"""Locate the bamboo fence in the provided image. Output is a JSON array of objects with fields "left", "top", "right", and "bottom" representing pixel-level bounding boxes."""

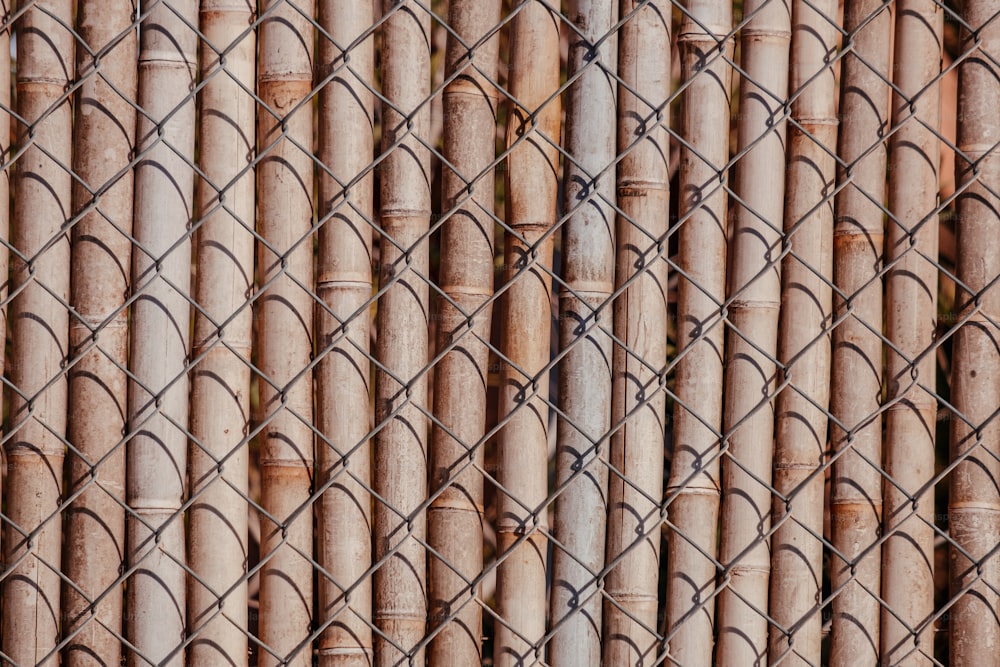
[{"left": 0, "top": 1, "right": 995, "bottom": 666}]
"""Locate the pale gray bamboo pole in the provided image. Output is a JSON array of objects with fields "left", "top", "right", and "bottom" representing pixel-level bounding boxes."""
[
  {"left": 665, "top": 0, "right": 732, "bottom": 662},
  {"left": 374, "top": 1, "right": 431, "bottom": 663},
  {"left": 494, "top": 3, "right": 561, "bottom": 664},
  {"left": 188, "top": 1, "right": 256, "bottom": 664},
  {"left": 0, "top": 0, "right": 9, "bottom": 602},
  {"left": 2, "top": 2, "right": 74, "bottom": 664},
  {"left": 315, "top": 0, "right": 375, "bottom": 664},
  {"left": 256, "top": 1, "right": 315, "bottom": 665},
  {"left": 768, "top": 0, "right": 837, "bottom": 662},
  {"left": 881, "top": 1, "right": 941, "bottom": 662},
  {"left": 428, "top": 1, "right": 500, "bottom": 664},
  {"left": 948, "top": 2, "right": 1000, "bottom": 664},
  {"left": 63, "top": 2, "right": 137, "bottom": 665},
  {"left": 716, "top": 0, "right": 790, "bottom": 663},
  {"left": 550, "top": 1, "right": 618, "bottom": 663},
  {"left": 602, "top": 2, "right": 669, "bottom": 664},
  {"left": 127, "top": 1, "right": 198, "bottom": 665},
  {"left": 828, "top": 1, "right": 891, "bottom": 664}
]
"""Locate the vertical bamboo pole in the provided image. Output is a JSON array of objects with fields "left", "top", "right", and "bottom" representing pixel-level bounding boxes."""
[
  {"left": 948, "top": 3, "right": 1000, "bottom": 664},
  {"left": 829, "top": 1, "right": 891, "bottom": 664},
  {"left": 188, "top": 2, "right": 255, "bottom": 664},
  {"left": 315, "top": 0, "right": 375, "bottom": 664},
  {"left": 602, "top": 2, "right": 669, "bottom": 665},
  {"left": 881, "top": 1, "right": 941, "bottom": 663},
  {"left": 716, "top": 0, "right": 790, "bottom": 663},
  {"left": 127, "top": 2, "right": 197, "bottom": 665},
  {"left": 63, "top": 3, "right": 137, "bottom": 665},
  {"left": 2, "top": 2, "right": 73, "bottom": 664},
  {"left": 550, "top": 1, "right": 618, "bottom": 663},
  {"left": 428, "top": 1, "right": 500, "bottom": 664},
  {"left": 768, "top": 0, "right": 837, "bottom": 663},
  {"left": 374, "top": 1, "right": 431, "bottom": 663},
  {"left": 494, "top": 3, "right": 561, "bottom": 664},
  {"left": 256, "top": 1, "right": 315, "bottom": 665},
  {"left": 665, "top": 0, "right": 732, "bottom": 662},
  {"left": 0, "top": 0, "right": 9, "bottom": 591}
]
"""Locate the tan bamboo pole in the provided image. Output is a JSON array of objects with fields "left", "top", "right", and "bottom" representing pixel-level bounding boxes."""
[
  {"left": 373, "top": 1, "right": 431, "bottom": 663},
  {"left": 315, "top": 0, "right": 375, "bottom": 664},
  {"left": 187, "top": 1, "right": 255, "bottom": 664},
  {"left": 0, "top": 0, "right": 9, "bottom": 590},
  {"left": 828, "top": 0, "right": 892, "bottom": 664},
  {"left": 768, "top": 0, "right": 837, "bottom": 662},
  {"left": 947, "top": 3, "right": 1000, "bottom": 664},
  {"left": 428, "top": 1, "right": 500, "bottom": 664},
  {"left": 716, "top": 0, "right": 790, "bottom": 663},
  {"left": 63, "top": 2, "right": 137, "bottom": 665},
  {"left": 602, "top": 2, "right": 669, "bottom": 664},
  {"left": 494, "top": 3, "right": 561, "bottom": 664},
  {"left": 664, "top": 0, "right": 732, "bottom": 662},
  {"left": 2, "top": 2, "right": 73, "bottom": 664},
  {"left": 550, "top": 1, "right": 618, "bottom": 663},
  {"left": 881, "top": 0, "right": 941, "bottom": 662},
  {"left": 256, "top": 1, "right": 315, "bottom": 665}
]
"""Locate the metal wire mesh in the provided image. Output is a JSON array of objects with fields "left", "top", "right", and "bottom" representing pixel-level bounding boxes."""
[{"left": 0, "top": 0, "right": 996, "bottom": 665}]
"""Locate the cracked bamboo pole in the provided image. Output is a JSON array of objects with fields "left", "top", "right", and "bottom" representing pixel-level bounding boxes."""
[
  {"left": 550, "top": 1, "right": 618, "bottom": 663},
  {"left": 2, "top": 2, "right": 73, "bottom": 665},
  {"left": 829, "top": 1, "right": 891, "bottom": 664},
  {"left": 428, "top": 1, "right": 500, "bottom": 664},
  {"left": 881, "top": 1, "right": 941, "bottom": 662},
  {"left": 127, "top": 1, "right": 197, "bottom": 665},
  {"left": 947, "top": 3, "right": 1000, "bottom": 665},
  {"left": 373, "top": 1, "right": 431, "bottom": 663},
  {"left": 716, "top": 0, "right": 790, "bottom": 663},
  {"left": 315, "top": 0, "right": 375, "bottom": 664},
  {"left": 602, "top": 2, "right": 669, "bottom": 664},
  {"left": 664, "top": 0, "right": 732, "bottom": 662},
  {"left": 256, "top": 1, "right": 315, "bottom": 665},
  {"left": 187, "top": 1, "right": 255, "bottom": 664},
  {"left": 768, "top": 0, "right": 837, "bottom": 662},
  {"left": 494, "top": 3, "right": 561, "bottom": 664},
  {"left": 63, "top": 2, "right": 136, "bottom": 665}
]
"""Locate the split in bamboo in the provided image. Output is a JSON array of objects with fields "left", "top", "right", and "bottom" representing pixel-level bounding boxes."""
[
  {"left": 373, "top": 1, "right": 432, "bottom": 663},
  {"left": 716, "top": 0, "right": 790, "bottom": 663},
  {"left": 494, "top": 3, "right": 562, "bottom": 665},
  {"left": 428, "top": 1, "right": 501, "bottom": 664},
  {"left": 315, "top": 0, "right": 376, "bottom": 664},
  {"left": 63, "top": 3, "right": 137, "bottom": 665},
  {"left": 127, "top": 2, "right": 198, "bottom": 665},
  {"left": 256, "top": 1, "right": 316, "bottom": 665},
  {"left": 188, "top": 1, "right": 256, "bottom": 664},
  {"left": 550, "top": 1, "right": 619, "bottom": 663},
  {"left": 665, "top": 0, "right": 732, "bottom": 662},
  {"left": 603, "top": 2, "right": 669, "bottom": 665},
  {"left": 3, "top": 2, "right": 74, "bottom": 665}
]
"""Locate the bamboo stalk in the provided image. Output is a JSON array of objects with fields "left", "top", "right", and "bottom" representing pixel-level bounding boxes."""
[
  {"left": 716, "top": 0, "right": 790, "bottom": 663},
  {"left": 187, "top": 1, "right": 255, "bottom": 664},
  {"left": 664, "top": 0, "right": 732, "bottom": 662},
  {"left": 63, "top": 3, "right": 137, "bottom": 665},
  {"left": 881, "top": 1, "right": 941, "bottom": 662},
  {"left": 256, "top": 1, "right": 315, "bottom": 665},
  {"left": 493, "top": 3, "right": 561, "bottom": 664},
  {"left": 373, "top": 1, "right": 431, "bottom": 663},
  {"left": 828, "top": 1, "right": 891, "bottom": 664},
  {"left": 947, "top": 3, "right": 1000, "bottom": 664},
  {"left": 602, "top": 2, "right": 669, "bottom": 664},
  {"left": 768, "top": 0, "right": 837, "bottom": 662},
  {"left": 315, "top": 0, "right": 375, "bottom": 664},
  {"left": 0, "top": 0, "right": 8, "bottom": 607},
  {"left": 550, "top": 1, "right": 618, "bottom": 663},
  {"left": 428, "top": 1, "right": 500, "bottom": 664},
  {"left": 2, "top": 2, "right": 74, "bottom": 665},
  {"left": 127, "top": 2, "right": 198, "bottom": 665}
]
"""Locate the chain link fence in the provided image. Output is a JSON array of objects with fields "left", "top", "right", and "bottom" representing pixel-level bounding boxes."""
[{"left": 0, "top": 0, "right": 997, "bottom": 665}]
